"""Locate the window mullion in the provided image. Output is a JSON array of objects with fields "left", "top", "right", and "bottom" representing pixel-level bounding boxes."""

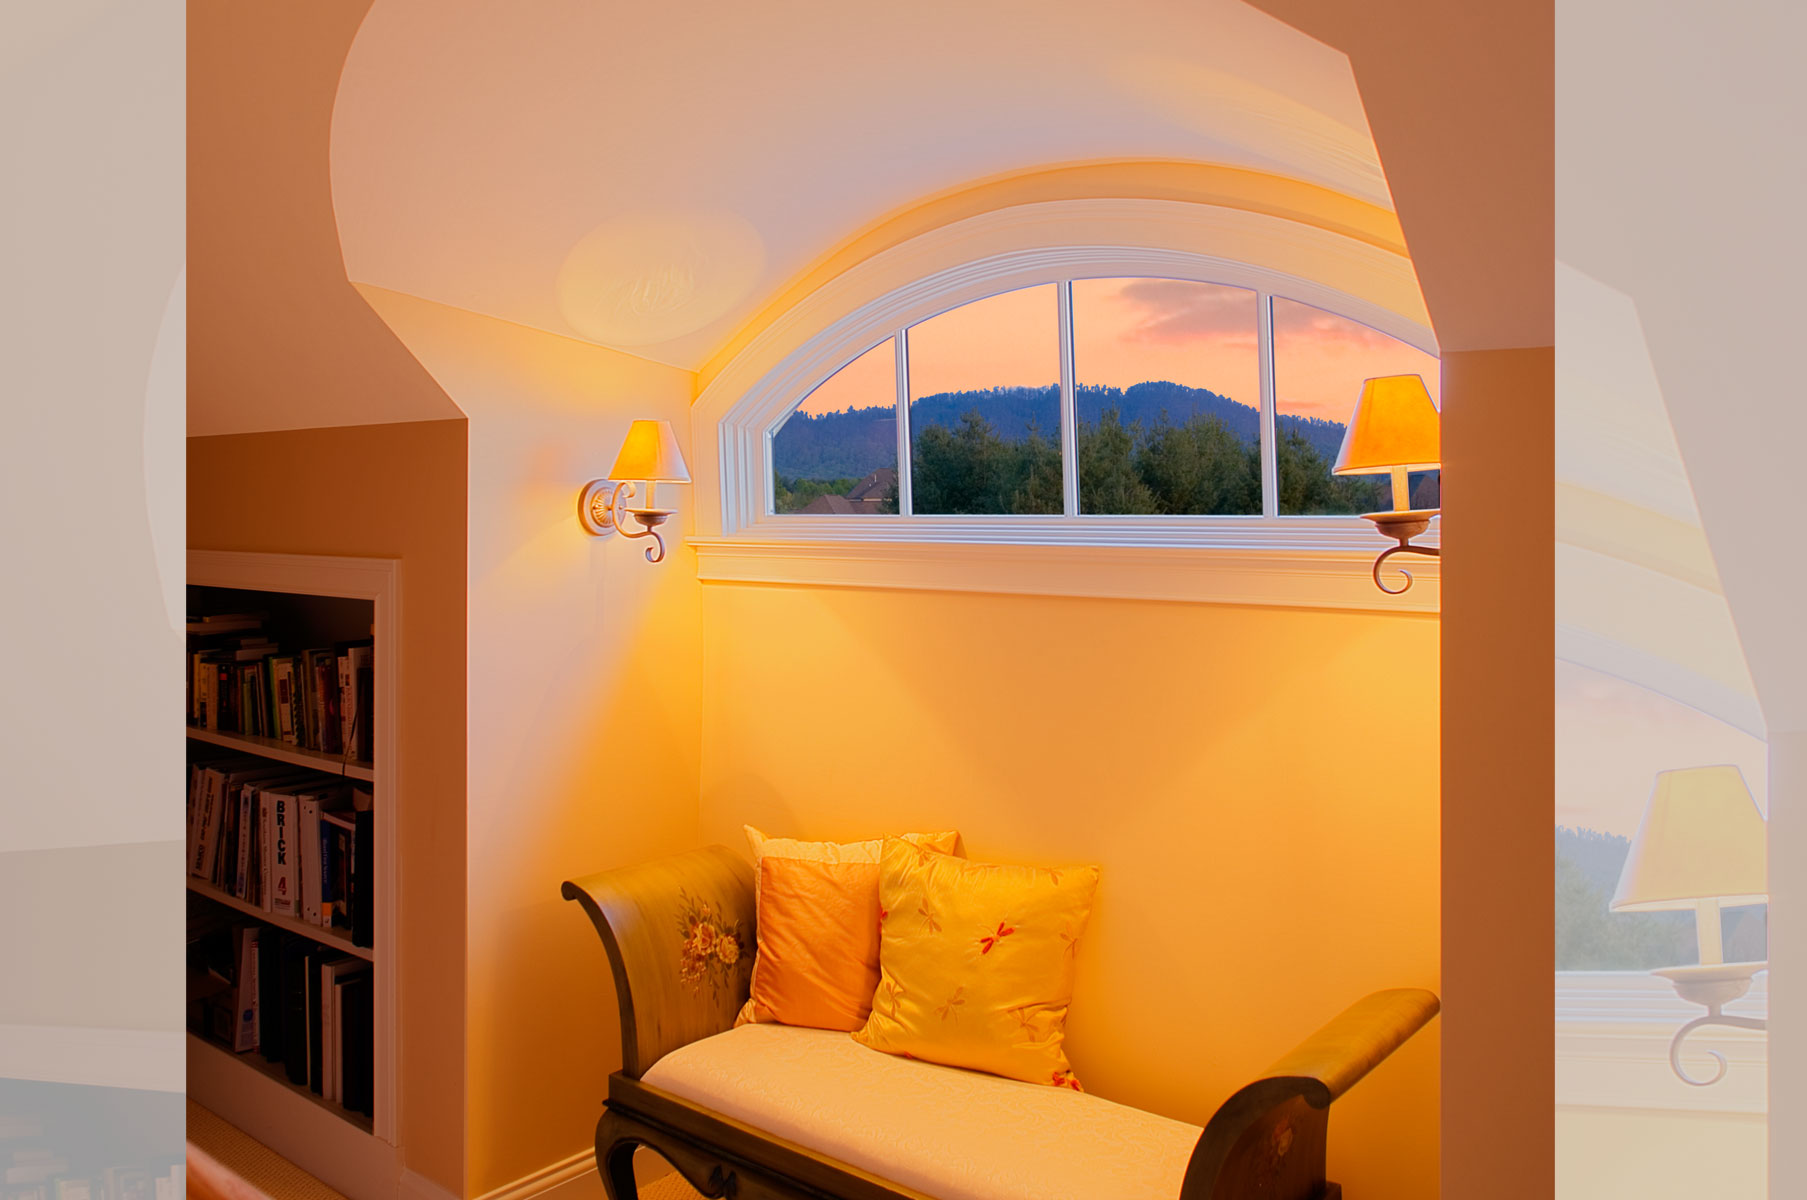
[
  {"left": 1258, "top": 292, "right": 1278, "bottom": 519},
  {"left": 894, "top": 328, "right": 913, "bottom": 517},
  {"left": 1058, "top": 281, "right": 1079, "bottom": 518}
]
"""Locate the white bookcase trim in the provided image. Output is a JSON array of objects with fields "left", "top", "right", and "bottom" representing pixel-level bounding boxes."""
[{"left": 187, "top": 550, "right": 400, "bottom": 1148}]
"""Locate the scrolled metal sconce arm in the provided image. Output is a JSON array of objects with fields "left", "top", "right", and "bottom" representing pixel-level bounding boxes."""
[
  {"left": 577, "top": 479, "right": 675, "bottom": 563},
  {"left": 1667, "top": 1009, "right": 1767, "bottom": 1087}
]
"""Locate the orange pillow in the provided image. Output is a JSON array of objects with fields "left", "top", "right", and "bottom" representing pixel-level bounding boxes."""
[{"left": 738, "top": 827, "right": 960, "bottom": 1031}]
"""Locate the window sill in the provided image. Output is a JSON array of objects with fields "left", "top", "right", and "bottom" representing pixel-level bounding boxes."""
[
  {"left": 1555, "top": 971, "right": 1767, "bottom": 1115},
  {"left": 691, "top": 532, "right": 1440, "bottom": 613}
]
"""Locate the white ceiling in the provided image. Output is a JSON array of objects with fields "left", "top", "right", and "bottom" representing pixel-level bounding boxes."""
[{"left": 329, "top": 0, "right": 1388, "bottom": 372}]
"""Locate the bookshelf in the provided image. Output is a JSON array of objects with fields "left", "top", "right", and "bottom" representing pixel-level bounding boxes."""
[{"left": 185, "top": 550, "right": 399, "bottom": 1199}]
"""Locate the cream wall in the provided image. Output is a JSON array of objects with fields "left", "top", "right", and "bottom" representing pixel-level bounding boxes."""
[
  {"left": 354, "top": 286, "right": 704, "bottom": 1197},
  {"left": 699, "top": 583, "right": 1440, "bottom": 1200}
]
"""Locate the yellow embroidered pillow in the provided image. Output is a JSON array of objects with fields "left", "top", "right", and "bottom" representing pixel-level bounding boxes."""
[
  {"left": 853, "top": 840, "right": 1099, "bottom": 1088},
  {"left": 737, "top": 826, "right": 961, "bottom": 1031}
]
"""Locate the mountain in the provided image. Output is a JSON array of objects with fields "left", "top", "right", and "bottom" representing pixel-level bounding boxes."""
[{"left": 773, "top": 381, "right": 1353, "bottom": 481}]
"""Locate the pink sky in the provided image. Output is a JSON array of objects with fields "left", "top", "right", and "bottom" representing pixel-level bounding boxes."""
[
  {"left": 792, "top": 280, "right": 1439, "bottom": 424},
  {"left": 1555, "top": 660, "right": 1767, "bottom": 839}
]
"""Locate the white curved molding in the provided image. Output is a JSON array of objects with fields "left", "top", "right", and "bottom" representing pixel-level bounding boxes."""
[
  {"left": 694, "top": 537, "right": 1439, "bottom": 614},
  {"left": 694, "top": 198, "right": 1436, "bottom": 554}
]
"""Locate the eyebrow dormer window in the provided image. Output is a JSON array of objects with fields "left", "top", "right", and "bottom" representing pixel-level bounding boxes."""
[{"left": 766, "top": 275, "right": 1436, "bottom": 525}]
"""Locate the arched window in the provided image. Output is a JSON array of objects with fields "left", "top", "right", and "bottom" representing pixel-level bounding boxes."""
[
  {"left": 768, "top": 279, "right": 1439, "bottom": 521},
  {"left": 692, "top": 202, "right": 1440, "bottom": 610}
]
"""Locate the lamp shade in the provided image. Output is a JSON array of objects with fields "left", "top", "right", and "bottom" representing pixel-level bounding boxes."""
[
  {"left": 1610, "top": 765, "right": 1768, "bottom": 912},
  {"left": 1332, "top": 375, "right": 1441, "bottom": 475},
  {"left": 607, "top": 419, "right": 691, "bottom": 483}
]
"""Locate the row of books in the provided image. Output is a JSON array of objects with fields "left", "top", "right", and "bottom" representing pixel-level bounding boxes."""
[
  {"left": 186, "top": 613, "right": 372, "bottom": 762},
  {"left": 0, "top": 1115, "right": 181, "bottom": 1200},
  {"left": 188, "top": 908, "right": 374, "bottom": 1117},
  {"left": 186, "top": 751, "right": 374, "bottom": 946}
]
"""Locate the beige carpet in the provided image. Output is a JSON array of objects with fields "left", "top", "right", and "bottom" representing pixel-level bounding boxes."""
[
  {"left": 187, "top": 1098, "right": 707, "bottom": 1200},
  {"left": 186, "top": 1100, "right": 348, "bottom": 1200},
  {"left": 636, "top": 1168, "right": 703, "bottom": 1199}
]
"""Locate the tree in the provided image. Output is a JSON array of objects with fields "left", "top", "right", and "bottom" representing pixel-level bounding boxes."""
[
  {"left": 1136, "top": 413, "right": 1259, "bottom": 514},
  {"left": 1077, "top": 407, "right": 1157, "bottom": 514}
]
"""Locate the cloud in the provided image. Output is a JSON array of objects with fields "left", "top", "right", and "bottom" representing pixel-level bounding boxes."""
[
  {"left": 1271, "top": 299, "right": 1395, "bottom": 351},
  {"left": 1109, "top": 279, "right": 1255, "bottom": 345}
]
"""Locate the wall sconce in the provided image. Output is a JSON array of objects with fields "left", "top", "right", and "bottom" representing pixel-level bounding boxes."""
[
  {"left": 1332, "top": 375, "right": 1442, "bottom": 594},
  {"left": 1611, "top": 764, "right": 1768, "bottom": 1085},
  {"left": 577, "top": 419, "right": 692, "bottom": 563}
]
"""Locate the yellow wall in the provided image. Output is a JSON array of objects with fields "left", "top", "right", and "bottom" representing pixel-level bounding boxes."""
[
  {"left": 352, "top": 286, "right": 705, "bottom": 1197},
  {"left": 699, "top": 582, "right": 1441, "bottom": 1200}
]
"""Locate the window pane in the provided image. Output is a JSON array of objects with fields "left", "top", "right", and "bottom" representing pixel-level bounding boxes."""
[
  {"left": 909, "top": 285, "right": 1061, "bottom": 515},
  {"left": 771, "top": 338, "right": 899, "bottom": 515},
  {"left": 1071, "top": 278, "right": 1260, "bottom": 515},
  {"left": 1272, "top": 296, "right": 1441, "bottom": 515}
]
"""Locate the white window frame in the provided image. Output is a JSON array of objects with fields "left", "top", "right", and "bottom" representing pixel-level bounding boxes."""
[
  {"left": 691, "top": 199, "right": 1442, "bottom": 612},
  {"left": 1556, "top": 970, "right": 1768, "bottom": 1115}
]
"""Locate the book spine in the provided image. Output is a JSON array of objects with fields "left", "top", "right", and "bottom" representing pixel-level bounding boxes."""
[
  {"left": 351, "top": 644, "right": 373, "bottom": 761},
  {"left": 270, "top": 794, "right": 296, "bottom": 918},
  {"left": 316, "top": 655, "right": 342, "bottom": 756},
  {"left": 273, "top": 659, "right": 295, "bottom": 744},
  {"left": 191, "top": 771, "right": 220, "bottom": 880},
  {"left": 258, "top": 792, "right": 273, "bottom": 912},
  {"left": 298, "top": 652, "right": 317, "bottom": 751},
  {"left": 352, "top": 808, "right": 374, "bottom": 948},
  {"left": 234, "top": 927, "right": 260, "bottom": 1053},
  {"left": 337, "top": 654, "right": 353, "bottom": 756},
  {"left": 319, "top": 821, "right": 334, "bottom": 925},
  {"left": 299, "top": 799, "right": 321, "bottom": 925},
  {"left": 235, "top": 785, "right": 253, "bottom": 898},
  {"left": 282, "top": 947, "right": 310, "bottom": 1086},
  {"left": 321, "top": 964, "right": 336, "bottom": 1102},
  {"left": 257, "top": 930, "right": 283, "bottom": 1064}
]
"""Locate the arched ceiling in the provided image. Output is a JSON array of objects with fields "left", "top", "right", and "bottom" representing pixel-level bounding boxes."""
[
  {"left": 1555, "top": 261, "right": 1762, "bottom": 739},
  {"left": 329, "top": 0, "right": 1392, "bottom": 372}
]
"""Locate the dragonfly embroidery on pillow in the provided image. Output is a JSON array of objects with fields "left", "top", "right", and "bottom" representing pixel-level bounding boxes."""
[{"left": 978, "top": 921, "right": 1016, "bottom": 955}]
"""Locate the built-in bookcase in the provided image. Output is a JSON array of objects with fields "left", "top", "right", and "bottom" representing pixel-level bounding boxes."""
[{"left": 185, "top": 551, "right": 399, "bottom": 1198}]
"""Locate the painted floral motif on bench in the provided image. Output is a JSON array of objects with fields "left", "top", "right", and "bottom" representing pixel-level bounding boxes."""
[{"left": 676, "top": 888, "right": 744, "bottom": 995}]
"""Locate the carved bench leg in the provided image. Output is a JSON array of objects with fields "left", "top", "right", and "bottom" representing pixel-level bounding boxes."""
[
  {"left": 597, "top": 1106, "right": 778, "bottom": 1200},
  {"left": 599, "top": 1133, "right": 640, "bottom": 1200}
]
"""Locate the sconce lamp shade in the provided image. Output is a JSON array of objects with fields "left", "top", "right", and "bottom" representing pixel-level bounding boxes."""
[
  {"left": 1332, "top": 375, "right": 1441, "bottom": 475},
  {"left": 607, "top": 419, "right": 691, "bottom": 483},
  {"left": 1611, "top": 765, "right": 1768, "bottom": 912}
]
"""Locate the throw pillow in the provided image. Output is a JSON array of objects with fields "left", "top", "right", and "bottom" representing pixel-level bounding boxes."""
[
  {"left": 738, "top": 826, "right": 961, "bottom": 1031},
  {"left": 853, "top": 839, "right": 1099, "bottom": 1088}
]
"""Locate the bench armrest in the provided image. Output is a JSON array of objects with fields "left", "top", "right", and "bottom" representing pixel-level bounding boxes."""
[
  {"left": 562, "top": 845, "right": 756, "bottom": 1078},
  {"left": 1183, "top": 988, "right": 1439, "bottom": 1199}
]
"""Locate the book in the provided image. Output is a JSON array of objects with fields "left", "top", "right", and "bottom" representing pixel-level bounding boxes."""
[
  {"left": 298, "top": 787, "right": 353, "bottom": 925},
  {"left": 313, "top": 651, "right": 342, "bottom": 756},
  {"left": 321, "top": 812, "right": 356, "bottom": 930},
  {"left": 339, "top": 972, "right": 374, "bottom": 1116},
  {"left": 350, "top": 643, "right": 373, "bottom": 760},
  {"left": 273, "top": 657, "right": 297, "bottom": 744},
  {"left": 259, "top": 782, "right": 309, "bottom": 918},
  {"left": 319, "top": 957, "right": 369, "bottom": 1103},
  {"left": 352, "top": 807, "right": 374, "bottom": 948},
  {"left": 279, "top": 939, "right": 313, "bottom": 1086},
  {"left": 257, "top": 930, "right": 285, "bottom": 1065},
  {"left": 188, "top": 758, "right": 272, "bottom": 880},
  {"left": 232, "top": 925, "right": 260, "bottom": 1053}
]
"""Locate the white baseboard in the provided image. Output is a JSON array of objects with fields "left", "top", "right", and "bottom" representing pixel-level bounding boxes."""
[{"left": 403, "top": 1145, "right": 673, "bottom": 1200}]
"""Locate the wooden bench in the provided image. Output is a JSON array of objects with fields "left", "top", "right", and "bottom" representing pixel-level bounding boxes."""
[{"left": 564, "top": 845, "right": 1438, "bottom": 1200}]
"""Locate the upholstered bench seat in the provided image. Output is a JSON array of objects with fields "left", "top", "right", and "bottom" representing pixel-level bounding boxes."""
[{"left": 643, "top": 1023, "right": 1201, "bottom": 1200}]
